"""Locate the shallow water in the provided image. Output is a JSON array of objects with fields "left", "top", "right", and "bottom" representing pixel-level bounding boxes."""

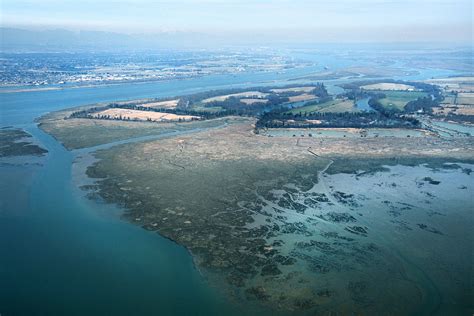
[
  {"left": 0, "top": 77, "right": 279, "bottom": 315},
  {"left": 1, "top": 125, "right": 258, "bottom": 315},
  {"left": 321, "top": 164, "right": 473, "bottom": 315},
  {"left": 246, "top": 163, "right": 473, "bottom": 315}
]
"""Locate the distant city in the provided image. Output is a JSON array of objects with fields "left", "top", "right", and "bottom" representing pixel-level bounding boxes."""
[{"left": 0, "top": 50, "right": 312, "bottom": 87}]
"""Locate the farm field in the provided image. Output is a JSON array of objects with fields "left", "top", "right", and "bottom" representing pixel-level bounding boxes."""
[
  {"left": 361, "top": 82, "right": 416, "bottom": 91},
  {"left": 456, "top": 92, "right": 474, "bottom": 105},
  {"left": 240, "top": 98, "right": 268, "bottom": 105},
  {"left": 374, "top": 90, "right": 427, "bottom": 111},
  {"left": 433, "top": 105, "right": 474, "bottom": 116},
  {"left": 91, "top": 108, "right": 200, "bottom": 122},
  {"left": 441, "top": 95, "right": 456, "bottom": 105},
  {"left": 425, "top": 76, "right": 474, "bottom": 92},
  {"left": 202, "top": 91, "right": 268, "bottom": 103},
  {"left": 317, "top": 100, "right": 359, "bottom": 113},
  {"left": 288, "top": 99, "right": 357, "bottom": 114},
  {"left": 139, "top": 99, "right": 180, "bottom": 109},
  {"left": 288, "top": 93, "right": 317, "bottom": 102}
]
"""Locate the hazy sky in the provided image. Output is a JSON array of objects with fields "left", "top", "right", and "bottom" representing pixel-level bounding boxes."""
[{"left": 2, "top": 0, "right": 472, "bottom": 42}]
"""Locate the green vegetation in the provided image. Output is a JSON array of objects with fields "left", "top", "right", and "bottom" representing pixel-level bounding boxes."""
[
  {"left": 404, "top": 96, "right": 440, "bottom": 113},
  {"left": 374, "top": 90, "right": 427, "bottom": 111},
  {"left": 175, "top": 83, "right": 328, "bottom": 116},
  {"left": 257, "top": 110, "right": 420, "bottom": 129},
  {"left": 340, "top": 80, "right": 445, "bottom": 115},
  {"left": 257, "top": 83, "right": 431, "bottom": 130},
  {"left": 191, "top": 105, "right": 223, "bottom": 113},
  {"left": 287, "top": 98, "right": 357, "bottom": 114},
  {"left": 68, "top": 83, "right": 329, "bottom": 120},
  {"left": 318, "top": 100, "right": 359, "bottom": 113}
]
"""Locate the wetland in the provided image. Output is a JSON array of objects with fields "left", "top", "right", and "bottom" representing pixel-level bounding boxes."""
[{"left": 67, "top": 119, "right": 473, "bottom": 314}]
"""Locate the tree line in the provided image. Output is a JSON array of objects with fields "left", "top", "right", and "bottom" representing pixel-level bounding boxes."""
[{"left": 256, "top": 111, "right": 420, "bottom": 129}]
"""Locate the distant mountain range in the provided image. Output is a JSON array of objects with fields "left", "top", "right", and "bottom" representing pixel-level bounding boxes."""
[
  {"left": 0, "top": 27, "right": 221, "bottom": 51},
  {"left": 2, "top": 27, "right": 470, "bottom": 53}
]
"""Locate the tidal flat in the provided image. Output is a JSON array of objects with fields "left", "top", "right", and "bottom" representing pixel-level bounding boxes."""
[
  {"left": 79, "top": 120, "right": 474, "bottom": 314},
  {"left": 0, "top": 128, "right": 48, "bottom": 157}
]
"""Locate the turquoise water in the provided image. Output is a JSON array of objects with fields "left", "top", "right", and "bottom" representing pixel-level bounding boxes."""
[
  {"left": 1, "top": 76, "right": 283, "bottom": 315},
  {"left": 0, "top": 124, "right": 254, "bottom": 316}
]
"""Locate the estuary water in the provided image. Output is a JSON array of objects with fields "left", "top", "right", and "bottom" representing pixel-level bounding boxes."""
[
  {"left": 1, "top": 75, "right": 285, "bottom": 315},
  {"left": 0, "top": 126, "right": 246, "bottom": 315}
]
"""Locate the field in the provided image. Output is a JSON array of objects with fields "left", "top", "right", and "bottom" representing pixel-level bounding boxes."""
[
  {"left": 456, "top": 106, "right": 474, "bottom": 115},
  {"left": 456, "top": 92, "right": 474, "bottom": 105},
  {"left": 317, "top": 100, "right": 359, "bottom": 113},
  {"left": 288, "top": 93, "right": 317, "bottom": 102},
  {"left": 202, "top": 91, "right": 268, "bottom": 103},
  {"left": 433, "top": 105, "right": 474, "bottom": 116},
  {"left": 288, "top": 99, "right": 358, "bottom": 114},
  {"left": 361, "top": 83, "right": 416, "bottom": 91},
  {"left": 441, "top": 95, "right": 456, "bottom": 105},
  {"left": 191, "top": 105, "right": 224, "bottom": 113},
  {"left": 425, "top": 76, "right": 474, "bottom": 93},
  {"left": 91, "top": 108, "right": 200, "bottom": 122},
  {"left": 139, "top": 99, "right": 179, "bottom": 109},
  {"left": 374, "top": 90, "right": 427, "bottom": 110},
  {"left": 240, "top": 98, "right": 268, "bottom": 105}
]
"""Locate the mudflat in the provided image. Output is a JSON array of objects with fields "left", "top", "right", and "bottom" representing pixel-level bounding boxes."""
[
  {"left": 0, "top": 128, "right": 48, "bottom": 157},
  {"left": 79, "top": 120, "right": 473, "bottom": 313}
]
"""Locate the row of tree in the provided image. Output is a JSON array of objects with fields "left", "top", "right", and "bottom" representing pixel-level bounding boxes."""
[
  {"left": 256, "top": 111, "right": 421, "bottom": 129},
  {"left": 69, "top": 104, "right": 235, "bottom": 121}
]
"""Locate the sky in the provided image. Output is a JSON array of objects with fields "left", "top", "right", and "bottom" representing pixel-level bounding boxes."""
[{"left": 2, "top": 0, "right": 473, "bottom": 43}]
